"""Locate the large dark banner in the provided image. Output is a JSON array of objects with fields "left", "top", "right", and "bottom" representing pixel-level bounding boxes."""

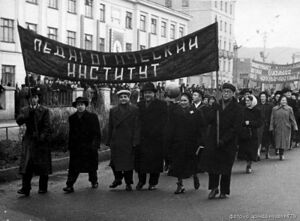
[
  {"left": 250, "top": 60, "right": 300, "bottom": 83},
  {"left": 18, "top": 23, "right": 219, "bottom": 83}
]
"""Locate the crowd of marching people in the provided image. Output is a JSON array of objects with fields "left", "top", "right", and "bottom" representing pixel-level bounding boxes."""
[{"left": 15, "top": 81, "right": 300, "bottom": 200}]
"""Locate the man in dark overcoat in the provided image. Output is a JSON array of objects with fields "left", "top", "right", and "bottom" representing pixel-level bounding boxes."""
[
  {"left": 107, "top": 90, "right": 140, "bottom": 191},
  {"left": 200, "top": 83, "right": 242, "bottom": 199},
  {"left": 135, "top": 82, "right": 168, "bottom": 190},
  {"left": 16, "top": 87, "right": 51, "bottom": 196},
  {"left": 63, "top": 97, "right": 101, "bottom": 193}
]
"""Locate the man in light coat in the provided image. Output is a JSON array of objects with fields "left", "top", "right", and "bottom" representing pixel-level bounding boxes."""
[{"left": 107, "top": 90, "right": 140, "bottom": 191}]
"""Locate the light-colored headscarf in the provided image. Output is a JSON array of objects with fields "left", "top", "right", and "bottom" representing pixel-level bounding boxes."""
[{"left": 247, "top": 95, "right": 257, "bottom": 109}]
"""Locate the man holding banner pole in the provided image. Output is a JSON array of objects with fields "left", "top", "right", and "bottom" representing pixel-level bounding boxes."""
[{"left": 200, "top": 83, "right": 242, "bottom": 199}]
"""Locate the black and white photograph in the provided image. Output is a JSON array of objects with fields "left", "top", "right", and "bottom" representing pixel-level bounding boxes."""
[{"left": 0, "top": 0, "right": 299, "bottom": 220}]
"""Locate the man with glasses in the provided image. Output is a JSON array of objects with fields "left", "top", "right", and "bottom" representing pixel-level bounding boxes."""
[{"left": 200, "top": 83, "right": 242, "bottom": 199}]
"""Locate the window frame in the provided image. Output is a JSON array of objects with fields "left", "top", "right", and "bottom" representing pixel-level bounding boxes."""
[
  {"left": 85, "top": 0, "right": 93, "bottom": 18},
  {"left": 26, "top": 22, "right": 37, "bottom": 33},
  {"left": 125, "top": 11, "right": 132, "bottom": 29},
  {"left": 126, "top": 43, "right": 132, "bottom": 52},
  {"left": 151, "top": 18, "right": 157, "bottom": 35},
  {"left": 99, "top": 37, "right": 105, "bottom": 52},
  {"left": 48, "top": 0, "right": 58, "bottom": 9},
  {"left": 85, "top": 34, "right": 93, "bottom": 50},
  {"left": 48, "top": 27, "right": 58, "bottom": 41},
  {"left": 179, "top": 26, "right": 184, "bottom": 37},
  {"left": 68, "top": 0, "right": 76, "bottom": 14},
  {"left": 67, "top": 30, "right": 76, "bottom": 46},
  {"left": 100, "top": 3, "right": 105, "bottom": 22},
  {"left": 0, "top": 18, "right": 15, "bottom": 43},
  {"left": 140, "top": 14, "right": 146, "bottom": 32},
  {"left": 1, "top": 65, "right": 15, "bottom": 86},
  {"left": 161, "top": 21, "right": 167, "bottom": 37},
  {"left": 170, "top": 23, "right": 175, "bottom": 40},
  {"left": 26, "top": 0, "right": 38, "bottom": 5}
]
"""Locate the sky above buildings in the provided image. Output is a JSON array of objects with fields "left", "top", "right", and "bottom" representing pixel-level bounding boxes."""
[{"left": 235, "top": 0, "right": 300, "bottom": 49}]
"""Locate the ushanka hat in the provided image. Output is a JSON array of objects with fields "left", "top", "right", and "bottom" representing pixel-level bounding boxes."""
[
  {"left": 72, "top": 97, "right": 89, "bottom": 107},
  {"left": 141, "top": 82, "right": 157, "bottom": 93},
  {"left": 222, "top": 83, "right": 236, "bottom": 92},
  {"left": 116, "top": 89, "right": 131, "bottom": 96}
]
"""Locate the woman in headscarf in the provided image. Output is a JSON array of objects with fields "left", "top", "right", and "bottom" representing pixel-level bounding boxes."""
[
  {"left": 166, "top": 93, "right": 206, "bottom": 194},
  {"left": 270, "top": 95, "right": 298, "bottom": 160},
  {"left": 238, "top": 95, "right": 262, "bottom": 173}
]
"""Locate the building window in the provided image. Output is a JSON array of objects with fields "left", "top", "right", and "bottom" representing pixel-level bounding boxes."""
[
  {"left": 1, "top": 65, "right": 15, "bottom": 86},
  {"left": 125, "top": 12, "right": 132, "bottom": 29},
  {"left": 220, "top": 1, "right": 223, "bottom": 10},
  {"left": 85, "top": 0, "right": 93, "bottom": 18},
  {"left": 230, "top": 4, "right": 232, "bottom": 15},
  {"left": 0, "top": 18, "right": 14, "bottom": 43},
  {"left": 215, "top": 1, "right": 217, "bottom": 8},
  {"left": 85, "top": 34, "right": 93, "bottom": 50},
  {"left": 223, "top": 59, "right": 226, "bottom": 72},
  {"left": 48, "top": 0, "right": 58, "bottom": 9},
  {"left": 67, "top": 31, "right": 76, "bottom": 46},
  {"left": 161, "top": 21, "right": 167, "bottom": 37},
  {"left": 170, "top": 24, "right": 175, "bottom": 39},
  {"left": 220, "top": 20, "right": 222, "bottom": 31},
  {"left": 229, "top": 24, "right": 232, "bottom": 35},
  {"left": 140, "top": 15, "right": 146, "bottom": 32},
  {"left": 151, "top": 18, "right": 157, "bottom": 35},
  {"left": 228, "top": 60, "right": 231, "bottom": 72},
  {"left": 229, "top": 41, "right": 231, "bottom": 52},
  {"left": 224, "top": 40, "right": 226, "bottom": 50},
  {"left": 179, "top": 26, "right": 184, "bottom": 37},
  {"left": 26, "top": 0, "right": 38, "bottom": 4},
  {"left": 26, "top": 22, "right": 37, "bottom": 33},
  {"left": 225, "top": 2, "right": 227, "bottom": 13},
  {"left": 99, "top": 37, "right": 105, "bottom": 52},
  {"left": 100, "top": 4, "right": 105, "bottom": 22},
  {"left": 48, "top": 27, "right": 57, "bottom": 40},
  {"left": 68, "top": 0, "right": 76, "bottom": 13},
  {"left": 126, "top": 43, "right": 132, "bottom": 52},
  {"left": 140, "top": 45, "right": 146, "bottom": 50},
  {"left": 224, "top": 22, "right": 227, "bottom": 33},
  {"left": 182, "top": 0, "right": 189, "bottom": 7},
  {"left": 165, "top": 0, "right": 172, "bottom": 8}
]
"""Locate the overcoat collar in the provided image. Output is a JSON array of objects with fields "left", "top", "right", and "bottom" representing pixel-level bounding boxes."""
[{"left": 112, "top": 104, "right": 135, "bottom": 126}]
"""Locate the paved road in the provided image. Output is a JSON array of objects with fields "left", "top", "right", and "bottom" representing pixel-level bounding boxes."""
[{"left": 1, "top": 148, "right": 300, "bottom": 221}]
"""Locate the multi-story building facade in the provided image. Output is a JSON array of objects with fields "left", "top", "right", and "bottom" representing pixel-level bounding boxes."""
[
  {"left": 0, "top": 0, "right": 190, "bottom": 86},
  {"left": 149, "top": 0, "right": 236, "bottom": 87}
]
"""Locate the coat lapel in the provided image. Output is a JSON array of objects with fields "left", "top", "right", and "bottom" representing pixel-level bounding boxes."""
[{"left": 113, "top": 105, "right": 134, "bottom": 127}]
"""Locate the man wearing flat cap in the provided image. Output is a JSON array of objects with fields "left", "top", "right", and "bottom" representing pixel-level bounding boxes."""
[
  {"left": 200, "top": 83, "right": 242, "bottom": 199},
  {"left": 16, "top": 87, "right": 51, "bottom": 196},
  {"left": 63, "top": 96, "right": 101, "bottom": 193},
  {"left": 107, "top": 90, "right": 140, "bottom": 191},
  {"left": 135, "top": 82, "right": 168, "bottom": 190}
]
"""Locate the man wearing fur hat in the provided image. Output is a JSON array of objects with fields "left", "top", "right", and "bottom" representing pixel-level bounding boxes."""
[
  {"left": 16, "top": 87, "right": 51, "bottom": 196},
  {"left": 107, "top": 90, "right": 140, "bottom": 191},
  {"left": 135, "top": 82, "right": 168, "bottom": 190},
  {"left": 200, "top": 83, "right": 242, "bottom": 199},
  {"left": 63, "top": 97, "right": 101, "bottom": 193}
]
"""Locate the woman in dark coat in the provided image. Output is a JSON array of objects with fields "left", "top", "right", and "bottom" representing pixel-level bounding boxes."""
[
  {"left": 237, "top": 95, "right": 262, "bottom": 173},
  {"left": 16, "top": 88, "right": 51, "bottom": 196},
  {"left": 63, "top": 97, "right": 101, "bottom": 193},
  {"left": 135, "top": 82, "right": 168, "bottom": 190},
  {"left": 166, "top": 93, "right": 205, "bottom": 194},
  {"left": 199, "top": 83, "right": 242, "bottom": 199},
  {"left": 256, "top": 92, "right": 273, "bottom": 159},
  {"left": 107, "top": 90, "right": 140, "bottom": 191}
]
